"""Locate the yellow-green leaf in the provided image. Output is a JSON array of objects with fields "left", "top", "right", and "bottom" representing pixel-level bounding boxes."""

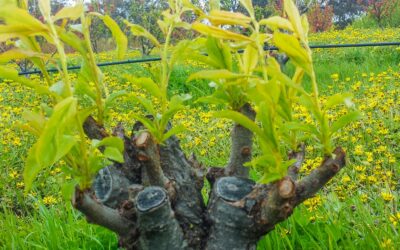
[
  {"left": 0, "top": 67, "right": 52, "bottom": 95},
  {"left": 259, "top": 16, "right": 294, "bottom": 32},
  {"left": 188, "top": 69, "right": 247, "bottom": 82},
  {"left": 273, "top": 32, "right": 311, "bottom": 74},
  {"left": 239, "top": 0, "right": 254, "bottom": 17},
  {"left": 331, "top": 111, "right": 362, "bottom": 134},
  {"left": 38, "top": 0, "right": 51, "bottom": 18},
  {"left": 284, "top": 0, "right": 304, "bottom": 41},
  {"left": 301, "top": 14, "right": 309, "bottom": 40},
  {"left": 214, "top": 110, "right": 266, "bottom": 141},
  {"left": 242, "top": 44, "right": 258, "bottom": 74},
  {"left": 92, "top": 137, "right": 124, "bottom": 152},
  {"left": 104, "top": 147, "right": 124, "bottom": 163},
  {"left": 124, "top": 20, "right": 160, "bottom": 47},
  {"left": 0, "top": 7, "right": 48, "bottom": 33},
  {"left": 192, "top": 22, "right": 253, "bottom": 42},
  {"left": 54, "top": 4, "right": 84, "bottom": 21},
  {"left": 0, "top": 49, "right": 45, "bottom": 64},
  {"left": 24, "top": 97, "right": 78, "bottom": 192},
  {"left": 99, "top": 15, "right": 128, "bottom": 59},
  {"left": 124, "top": 75, "right": 162, "bottom": 99},
  {"left": 324, "top": 93, "right": 353, "bottom": 110},
  {"left": 208, "top": 10, "right": 251, "bottom": 27}
]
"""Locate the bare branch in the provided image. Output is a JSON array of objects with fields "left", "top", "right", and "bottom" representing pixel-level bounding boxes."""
[
  {"left": 295, "top": 147, "right": 346, "bottom": 204},
  {"left": 287, "top": 144, "right": 306, "bottom": 180},
  {"left": 83, "top": 116, "right": 108, "bottom": 140},
  {"left": 73, "top": 188, "right": 135, "bottom": 236},
  {"left": 244, "top": 147, "right": 346, "bottom": 234},
  {"left": 134, "top": 131, "right": 167, "bottom": 187}
]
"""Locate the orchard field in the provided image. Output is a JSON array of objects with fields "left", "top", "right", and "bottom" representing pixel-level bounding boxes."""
[{"left": 0, "top": 26, "right": 399, "bottom": 249}]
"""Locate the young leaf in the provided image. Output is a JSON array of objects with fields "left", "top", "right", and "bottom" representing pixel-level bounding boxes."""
[
  {"left": 88, "top": 155, "right": 106, "bottom": 175},
  {"left": 97, "top": 15, "right": 128, "bottom": 60},
  {"left": 0, "top": 49, "right": 45, "bottom": 64},
  {"left": 24, "top": 144, "right": 41, "bottom": 192},
  {"left": 162, "top": 125, "right": 186, "bottom": 142},
  {"left": 285, "top": 121, "right": 320, "bottom": 136},
  {"left": 188, "top": 69, "right": 246, "bottom": 82},
  {"left": 59, "top": 30, "right": 87, "bottom": 55},
  {"left": 54, "top": 4, "right": 84, "bottom": 21},
  {"left": 124, "top": 75, "right": 162, "bottom": 98},
  {"left": 104, "top": 147, "right": 124, "bottom": 163},
  {"left": 93, "top": 137, "right": 124, "bottom": 152},
  {"left": 104, "top": 90, "right": 129, "bottom": 112},
  {"left": 75, "top": 78, "right": 97, "bottom": 102},
  {"left": 23, "top": 98, "right": 78, "bottom": 193},
  {"left": 208, "top": 10, "right": 251, "bottom": 27},
  {"left": 124, "top": 20, "right": 161, "bottom": 47},
  {"left": 38, "top": 0, "right": 51, "bottom": 18},
  {"left": 22, "top": 110, "right": 46, "bottom": 135},
  {"left": 131, "top": 114, "right": 159, "bottom": 138},
  {"left": 205, "top": 37, "right": 232, "bottom": 70},
  {"left": 239, "top": 0, "right": 255, "bottom": 17},
  {"left": 242, "top": 44, "right": 258, "bottom": 74},
  {"left": 169, "top": 40, "right": 192, "bottom": 68},
  {"left": 259, "top": 16, "right": 294, "bottom": 32},
  {"left": 284, "top": 0, "right": 305, "bottom": 42},
  {"left": 324, "top": 93, "right": 353, "bottom": 110},
  {"left": 0, "top": 67, "right": 53, "bottom": 96},
  {"left": 61, "top": 179, "right": 78, "bottom": 202},
  {"left": 213, "top": 110, "right": 266, "bottom": 141},
  {"left": 192, "top": 22, "right": 253, "bottom": 42},
  {"left": 273, "top": 32, "right": 311, "bottom": 74},
  {"left": 331, "top": 111, "right": 362, "bottom": 134},
  {"left": 0, "top": 7, "right": 48, "bottom": 34},
  {"left": 35, "top": 97, "right": 77, "bottom": 167},
  {"left": 131, "top": 95, "right": 157, "bottom": 116}
]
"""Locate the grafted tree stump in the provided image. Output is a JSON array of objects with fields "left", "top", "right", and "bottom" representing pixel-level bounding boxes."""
[{"left": 73, "top": 112, "right": 347, "bottom": 250}]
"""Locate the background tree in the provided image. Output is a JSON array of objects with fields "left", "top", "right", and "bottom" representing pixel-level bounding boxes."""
[
  {"left": 359, "top": 0, "right": 400, "bottom": 27},
  {"left": 307, "top": 1, "right": 334, "bottom": 32},
  {"left": 328, "top": 0, "right": 366, "bottom": 29}
]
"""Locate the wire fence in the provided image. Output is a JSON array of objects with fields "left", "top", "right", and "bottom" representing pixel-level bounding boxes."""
[{"left": 17, "top": 41, "right": 400, "bottom": 76}]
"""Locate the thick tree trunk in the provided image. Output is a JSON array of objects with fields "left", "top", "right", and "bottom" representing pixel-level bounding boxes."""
[{"left": 75, "top": 116, "right": 347, "bottom": 250}]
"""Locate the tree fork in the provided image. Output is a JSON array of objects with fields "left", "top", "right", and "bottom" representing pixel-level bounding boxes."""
[{"left": 80, "top": 117, "right": 347, "bottom": 250}]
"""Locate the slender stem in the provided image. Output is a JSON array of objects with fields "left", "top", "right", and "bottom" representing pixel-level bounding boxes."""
[
  {"left": 48, "top": 19, "right": 72, "bottom": 97},
  {"left": 81, "top": 13, "right": 105, "bottom": 125},
  {"left": 309, "top": 63, "right": 321, "bottom": 112},
  {"left": 161, "top": 24, "right": 174, "bottom": 113},
  {"left": 253, "top": 22, "right": 269, "bottom": 83},
  {"left": 76, "top": 114, "right": 91, "bottom": 189}
]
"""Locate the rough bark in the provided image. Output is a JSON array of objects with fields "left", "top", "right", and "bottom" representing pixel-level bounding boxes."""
[
  {"left": 72, "top": 188, "right": 136, "bottom": 237},
  {"left": 225, "top": 103, "right": 256, "bottom": 178},
  {"left": 74, "top": 116, "right": 347, "bottom": 250},
  {"left": 287, "top": 144, "right": 306, "bottom": 181},
  {"left": 134, "top": 131, "right": 167, "bottom": 187},
  {"left": 206, "top": 177, "right": 258, "bottom": 250},
  {"left": 136, "top": 186, "right": 189, "bottom": 250}
]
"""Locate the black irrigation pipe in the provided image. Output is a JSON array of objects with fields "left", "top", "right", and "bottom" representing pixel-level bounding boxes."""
[{"left": 17, "top": 41, "right": 400, "bottom": 76}]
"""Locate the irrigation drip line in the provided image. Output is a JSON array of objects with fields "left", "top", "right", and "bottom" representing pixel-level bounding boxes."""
[{"left": 17, "top": 41, "right": 400, "bottom": 76}]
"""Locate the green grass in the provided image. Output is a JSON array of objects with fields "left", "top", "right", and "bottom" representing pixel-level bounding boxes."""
[{"left": 0, "top": 204, "right": 117, "bottom": 249}]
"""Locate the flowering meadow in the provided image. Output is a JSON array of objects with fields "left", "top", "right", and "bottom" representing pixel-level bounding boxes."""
[{"left": 0, "top": 28, "right": 399, "bottom": 249}]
